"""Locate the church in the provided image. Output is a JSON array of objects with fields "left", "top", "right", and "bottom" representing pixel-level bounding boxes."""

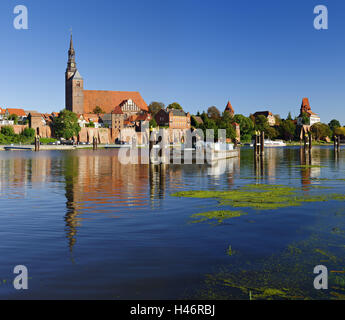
[{"left": 65, "top": 35, "right": 148, "bottom": 116}]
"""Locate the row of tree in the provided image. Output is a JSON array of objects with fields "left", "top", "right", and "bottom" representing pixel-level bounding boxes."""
[
  {"left": 148, "top": 102, "right": 345, "bottom": 142},
  {"left": 48, "top": 104, "right": 344, "bottom": 143}
]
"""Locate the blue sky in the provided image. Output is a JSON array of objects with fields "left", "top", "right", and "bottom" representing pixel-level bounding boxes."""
[{"left": 0, "top": 0, "right": 344, "bottom": 124}]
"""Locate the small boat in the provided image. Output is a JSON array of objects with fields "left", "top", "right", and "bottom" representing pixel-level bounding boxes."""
[
  {"left": 104, "top": 144, "right": 131, "bottom": 149},
  {"left": 264, "top": 139, "right": 286, "bottom": 147},
  {"left": 243, "top": 143, "right": 254, "bottom": 147},
  {"left": 4, "top": 146, "right": 33, "bottom": 151}
]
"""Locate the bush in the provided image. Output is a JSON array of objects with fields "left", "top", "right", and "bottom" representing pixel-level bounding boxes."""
[
  {"left": 86, "top": 121, "right": 95, "bottom": 128},
  {"left": 22, "top": 127, "right": 35, "bottom": 138},
  {"left": 1, "top": 126, "right": 15, "bottom": 136},
  {"left": 310, "top": 123, "right": 332, "bottom": 141}
]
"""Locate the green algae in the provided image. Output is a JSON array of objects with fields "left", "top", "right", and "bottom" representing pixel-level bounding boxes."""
[
  {"left": 226, "top": 245, "right": 234, "bottom": 256},
  {"left": 331, "top": 227, "right": 345, "bottom": 235},
  {"left": 193, "top": 234, "right": 345, "bottom": 300},
  {"left": 291, "top": 165, "right": 326, "bottom": 169},
  {"left": 190, "top": 210, "right": 247, "bottom": 224},
  {"left": 172, "top": 183, "right": 345, "bottom": 212}
]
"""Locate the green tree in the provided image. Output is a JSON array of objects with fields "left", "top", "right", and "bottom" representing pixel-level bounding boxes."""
[
  {"left": 8, "top": 114, "right": 18, "bottom": 125},
  {"left": 53, "top": 109, "right": 81, "bottom": 140},
  {"left": 148, "top": 102, "right": 165, "bottom": 116},
  {"left": 167, "top": 102, "right": 183, "bottom": 110},
  {"left": 199, "top": 112, "right": 218, "bottom": 140},
  {"left": 1, "top": 126, "right": 15, "bottom": 136},
  {"left": 207, "top": 106, "right": 221, "bottom": 121},
  {"left": 328, "top": 119, "right": 341, "bottom": 133},
  {"left": 310, "top": 123, "right": 332, "bottom": 141},
  {"left": 279, "top": 120, "right": 296, "bottom": 141},
  {"left": 265, "top": 126, "right": 279, "bottom": 139},
  {"left": 334, "top": 127, "right": 345, "bottom": 137},
  {"left": 22, "top": 127, "right": 35, "bottom": 138},
  {"left": 191, "top": 115, "right": 200, "bottom": 128},
  {"left": 254, "top": 115, "right": 269, "bottom": 132},
  {"left": 149, "top": 118, "right": 158, "bottom": 128},
  {"left": 92, "top": 106, "right": 104, "bottom": 114},
  {"left": 218, "top": 113, "right": 236, "bottom": 140},
  {"left": 287, "top": 112, "right": 292, "bottom": 121},
  {"left": 300, "top": 112, "right": 310, "bottom": 125},
  {"left": 233, "top": 114, "right": 254, "bottom": 141}
]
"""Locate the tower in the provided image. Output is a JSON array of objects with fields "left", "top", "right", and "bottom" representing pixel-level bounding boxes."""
[{"left": 65, "top": 34, "right": 84, "bottom": 114}]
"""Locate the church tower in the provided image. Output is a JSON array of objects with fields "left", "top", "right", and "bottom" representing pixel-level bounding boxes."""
[{"left": 65, "top": 34, "right": 84, "bottom": 114}]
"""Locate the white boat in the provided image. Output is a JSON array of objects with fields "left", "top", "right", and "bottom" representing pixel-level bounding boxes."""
[{"left": 264, "top": 139, "right": 286, "bottom": 147}]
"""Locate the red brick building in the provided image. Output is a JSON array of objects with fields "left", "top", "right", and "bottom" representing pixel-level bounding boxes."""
[
  {"left": 155, "top": 108, "right": 191, "bottom": 129},
  {"left": 65, "top": 35, "right": 148, "bottom": 116}
]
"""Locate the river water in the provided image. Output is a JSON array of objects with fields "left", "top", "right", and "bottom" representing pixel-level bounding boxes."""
[{"left": 0, "top": 147, "right": 345, "bottom": 299}]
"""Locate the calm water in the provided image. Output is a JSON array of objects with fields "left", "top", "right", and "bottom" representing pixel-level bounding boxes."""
[{"left": 0, "top": 147, "right": 345, "bottom": 299}]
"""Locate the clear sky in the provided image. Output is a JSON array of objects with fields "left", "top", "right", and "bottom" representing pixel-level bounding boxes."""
[{"left": 0, "top": 0, "right": 344, "bottom": 124}]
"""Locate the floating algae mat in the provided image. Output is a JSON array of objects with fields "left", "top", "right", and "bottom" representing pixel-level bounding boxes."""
[
  {"left": 290, "top": 165, "right": 326, "bottom": 169},
  {"left": 193, "top": 233, "right": 345, "bottom": 300},
  {"left": 190, "top": 210, "right": 247, "bottom": 225},
  {"left": 172, "top": 184, "right": 345, "bottom": 212}
]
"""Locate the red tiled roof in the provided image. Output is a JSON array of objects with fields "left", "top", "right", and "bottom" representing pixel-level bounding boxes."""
[
  {"left": 124, "top": 120, "right": 135, "bottom": 126},
  {"left": 6, "top": 108, "right": 26, "bottom": 116},
  {"left": 129, "top": 114, "right": 150, "bottom": 122},
  {"left": 82, "top": 113, "right": 100, "bottom": 123},
  {"left": 111, "top": 105, "right": 123, "bottom": 115},
  {"left": 301, "top": 98, "right": 311, "bottom": 111},
  {"left": 300, "top": 98, "right": 319, "bottom": 117},
  {"left": 225, "top": 101, "right": 234, "bottom": 114},
  {"left": 83, "top": 90, "right": 148, "bottom": 114}
]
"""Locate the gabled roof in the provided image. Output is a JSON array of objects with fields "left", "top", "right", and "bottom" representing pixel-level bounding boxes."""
[
  {"left": 111, "top": 105, "right": 123, "bottom": 115},
  {"left": 6, "top": 108, "right": 26, "bottom": 116},
  {"left": 300, "top": 97, "right": 319, "bottom": 117},
  {"left": 82, "top": 113, "right": 100, "bottom": 123},
  {"left": 167, "top": 108, "right": 186, "bottom": 116},
  {"left": 28, "top": 112, "right": 42, "bottom": 117},
  {"left": 253, "top": 111, "right": 273, "bottom": 117},
  {"left": 83, "top": 90, "right": 148, "bottom": 113},
  {"left": 193, "top": 116, "right": 203, "bottom": 124},
  {"left": 129, "top": 114, "right": 150, "bottom": 122},
  {"left": 301, "top": 98, "right": 311, "bottom": 111},
  {"left": 72, "top": 70, "right": 83, "bottom": 80}
]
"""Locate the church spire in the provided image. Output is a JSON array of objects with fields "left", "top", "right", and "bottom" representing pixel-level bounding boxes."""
[
  {"left": 66, "top": 32, "right": 77, "bottom": 76},
  {"left": 69, "top": 32, "right": 74, "bottom": 52}
]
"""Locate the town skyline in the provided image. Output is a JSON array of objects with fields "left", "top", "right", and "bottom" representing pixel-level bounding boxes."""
[{"left": 0, "top": 0, "right": 344, "bottom": 123}]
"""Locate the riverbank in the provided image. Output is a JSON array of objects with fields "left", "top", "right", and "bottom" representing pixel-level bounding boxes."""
[{"left": 0, "top": 144, "right": 107, "bottom": 151}]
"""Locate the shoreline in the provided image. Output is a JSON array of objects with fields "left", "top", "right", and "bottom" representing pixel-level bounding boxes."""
[{"left": 0, "top": 144, "right": 107, "bottom": 151}]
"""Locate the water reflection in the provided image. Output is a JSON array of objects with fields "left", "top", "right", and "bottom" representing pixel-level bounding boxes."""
[
  {"left": 0, "top": 147, "right": 338, "bottom": 254},
  {"left": 1, "top": 147, "right": 345, "bottom": 299}
]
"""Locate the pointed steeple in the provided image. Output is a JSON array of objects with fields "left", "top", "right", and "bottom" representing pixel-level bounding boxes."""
[
  {"left": 69, "top": 33, "right": 74, "bottom": 52},
  {"left": 66, "top": 32, "right": 77, "bottom": 77},
  {"left": 225, "top": 101, "right": 234, "bottom": 116}
]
